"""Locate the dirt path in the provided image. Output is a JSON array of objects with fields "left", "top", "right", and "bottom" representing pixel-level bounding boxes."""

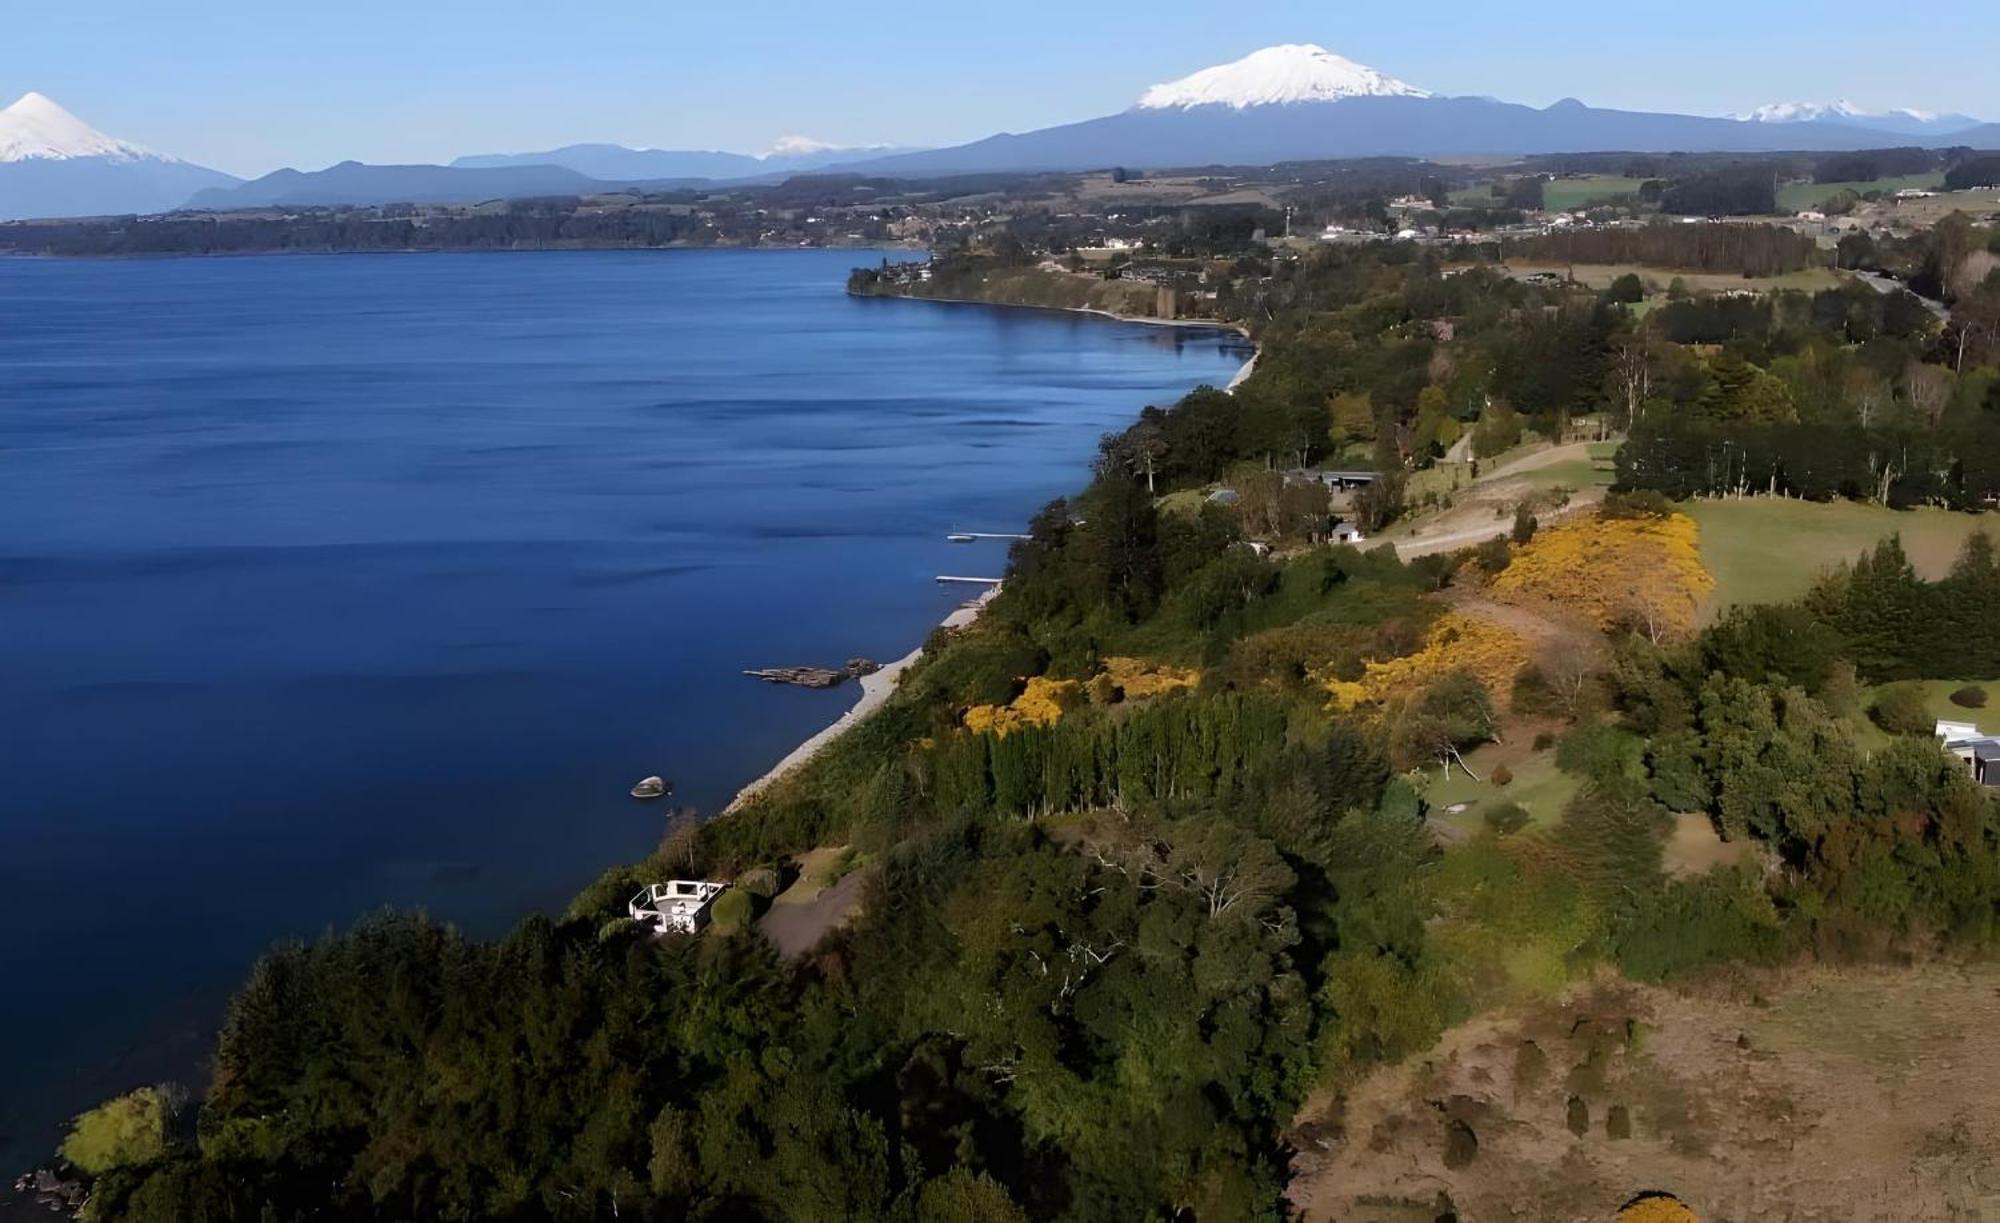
[
  {"left": 1290, "top": 963, "right": 2000, "bottom": 1221},
  {"left": 758, "top": 867, "right": 869, "bottom": 958},
  {"left": 1383, "top": 441, "right": 1607, "bottom": 560}
]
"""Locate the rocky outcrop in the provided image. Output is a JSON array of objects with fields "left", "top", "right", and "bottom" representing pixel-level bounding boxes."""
[
  {"left": 744, "top": 666, "right": 848, "bottom": 689},
  {"left": 13, "top": 1166, "right": 87, "bottom": 1216}
]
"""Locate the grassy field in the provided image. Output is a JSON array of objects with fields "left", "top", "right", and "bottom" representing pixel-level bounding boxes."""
[
  {"left": 1424, "top": 746, "right": 1581, "bottom": 836},
  {"left": 1685, "top": 498, "right": 1997, "bottom": 620},
  {"left": 1542, "top": 176, "right": 1651, "bottom": 211},
  {"left": 1517, "top": 441, "right": 1618, "bottom": 494},
  {"left": 1447, "top": 177, "right": 1648, "bottom": 212},
  {"left": 1496, "top": 262, "right": 1845, "bottom": 295},
  {"left": 1881, "top": 188, "right": 2000, "bottom": 227},
  {"left": 1775, "top": 172, "right": 1943, "bottom": 212}
]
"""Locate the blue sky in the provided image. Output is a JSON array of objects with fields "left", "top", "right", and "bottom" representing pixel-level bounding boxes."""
[{"left": 7, "top": 0, "right": 1996, "bottom": 177}]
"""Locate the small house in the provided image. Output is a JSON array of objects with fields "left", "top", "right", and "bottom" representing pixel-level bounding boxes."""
[
  {"left": 629, "top": 880, "right": 728, "bottom": 935},
  {"left": 1331, "top": 520, "right": 1367, "bottom": 545},
  {"left": 1935, "top": 722, "right": 2000, "bottom": 787},
  {"left": 1307, "top": 469, "right": 1377, "bottom": 491}
]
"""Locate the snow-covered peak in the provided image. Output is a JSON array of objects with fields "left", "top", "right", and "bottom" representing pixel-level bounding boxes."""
[
  {"left": 1135, "top": 44, "right": 1429, "bottom": 110},
  {"left": 1737, "top": 99, "right": 1954, "bottom": 125},
  {"left": 0, "top": 91, "right": 168, "bottom": 163},
  {"left": 767, "top": 135, "right": 839, "bottom": 157},
  {"left": 1737, "top": 99, "right": 1867, "bottom": 123}
]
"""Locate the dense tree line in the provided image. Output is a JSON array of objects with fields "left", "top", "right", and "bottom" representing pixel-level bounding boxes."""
[
  {"left": 1812, "top": 148, "right": 1939, "bottom": 184},
  {"left": 1945, "top": 156, "right": 2000, "bottom": 191},
  {"left": 1502, "top": 221, "right": 1818, "bottom": 275},
  {"left": 1807, "top": 534, "right": 2000, "bottom": 680},
  {"left": 1657, "top": 165, "right": 1779, "bottom": 216},
  {"left": 1617, "top": 414, "right": 2000, "bottom": 507},
  {"left": 0, "top": 208, "right": 721, "bottom": 255}
]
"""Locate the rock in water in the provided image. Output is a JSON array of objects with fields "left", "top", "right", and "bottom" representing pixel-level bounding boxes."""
[
  {"left": 743, "top": 666, "right": 848, "bottom": 689},
  {"left": 631, "top": 776, "right": 669, "bottom": 799},
  {"left": 845, "top": 657, "right": 881, "bottom": 677}
]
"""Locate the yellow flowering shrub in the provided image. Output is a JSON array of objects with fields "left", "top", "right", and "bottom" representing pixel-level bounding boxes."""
[
  {"left": 1101, "top": 656, "right": 1201, "bottom": 700},
  {"left": 1619, "top": 1197, "right": 1698, "bottom": 1223},
  {"left": 1491, "top": 513, "right": 1713, "bottom": 639},
  {"left": 1325, "top": 612, "right": 1531, "bottom": 711},
  {"left": 963, "top": 676, "right": 1084, "bottom": 736}
]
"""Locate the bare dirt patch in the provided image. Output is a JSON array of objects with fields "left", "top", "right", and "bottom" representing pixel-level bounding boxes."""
[
  {"left": 1661, "top": 813, "right": 1751, "bottom": 879},
  {"left": 1387, "top": 441, "right": 1609, "bottom": 560},
  {"left": 758, "top": 847, "right": 870, "bottom": 959},
  {"left": 1290, "top": 963, "right": 2000, "bottom": 1221}
]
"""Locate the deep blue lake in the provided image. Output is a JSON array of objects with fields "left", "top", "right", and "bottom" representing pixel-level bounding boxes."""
[{"left": 0, "top": 249, "right": 1245, "bottom": 1174}]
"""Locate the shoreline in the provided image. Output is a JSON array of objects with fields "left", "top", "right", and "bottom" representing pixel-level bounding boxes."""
[
  {"left": 719, "top": 304, "right": 1257, "bottom": 821},
  {"left": 855, "top": 288, "right": 1254, "bottom": 340},
  {"left": 723, "top": 588, "right": 998, "bottom": 814}
]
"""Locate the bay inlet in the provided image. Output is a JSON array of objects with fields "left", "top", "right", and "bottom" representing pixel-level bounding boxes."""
[{"left": 0, "top": 248, "right": 1247, "bottom": 1173}]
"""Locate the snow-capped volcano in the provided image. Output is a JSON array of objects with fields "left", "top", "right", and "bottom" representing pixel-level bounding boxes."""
[
  {"left": 1735, "top": 99, "right": 1981, "bottom": 136},
  {"left": 1135, "top": 44, "right": 1429, "bottom": 110},
  {"left": 0, "top": 91, "right": 166, "bottom": 163},
  {"left": 0, "top": 92, "right": 238, "bottom": 218}
]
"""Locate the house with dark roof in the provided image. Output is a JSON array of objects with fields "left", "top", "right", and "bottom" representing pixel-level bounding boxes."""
[{"left": 1936, "top": 721, "right": 2000, "bottom": 787}]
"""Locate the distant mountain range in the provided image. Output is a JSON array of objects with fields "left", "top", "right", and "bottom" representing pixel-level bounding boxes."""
[
  {"left": 1734, "top": 99, "right": 1984, "bottom": 137},
  {"left": 6, "top": 47, "right": 1998, "bottom": 220},
  {"left": 184, "top": 160, "right": 633, "bottom": 209},
  {"left": 450, "top": 138, "right": 909, "bottom": 182},
  {"left": 0, "top": 93, "right": 237, "bottom": 219},
  {"left": 827, "top": 45, "right": 2000, "bottom": 177}
]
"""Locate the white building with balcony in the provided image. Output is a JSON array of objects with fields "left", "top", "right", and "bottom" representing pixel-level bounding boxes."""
[{"left": 629, "top": 880, "right": 728, "bottom": 934}]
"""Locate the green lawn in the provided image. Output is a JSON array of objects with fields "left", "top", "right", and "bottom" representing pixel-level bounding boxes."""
[
  {"left": 1423, "top": 747, "right": 1581, "bottom": 837},
  {"left": 1774, "top": 173, "right": 1945, "bottom": 213},
  {"left": 1685, "top": 498, "right": 1997, "bottom": 621},
  {"left": 1849, "top": 680, "right": 1997, "bottom": 754}
]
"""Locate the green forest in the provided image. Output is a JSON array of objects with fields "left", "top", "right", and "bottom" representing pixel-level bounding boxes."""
[{"left": 65, "top": 224, "right": 2000, "bottom": 1220}]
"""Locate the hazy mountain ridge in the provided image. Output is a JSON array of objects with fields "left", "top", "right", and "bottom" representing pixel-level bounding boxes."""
[
  {"left": 182, "top": 160, "right": 635, "bottom": 209},
  {"left": 450, "top": 139, "right": 911, "bottom": 182}
]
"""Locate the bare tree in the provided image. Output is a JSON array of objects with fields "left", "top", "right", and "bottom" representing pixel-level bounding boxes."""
[
  {"left": 1905, "top": 360, "right": 1953, "bottom": 428},
  {"left": 1162, "top": 820, "right": 1294, "bottom": 921},
  {"left": 1610, "top": 333, "right": 1654, "bottom": 431},
  {"left": 1844, "top": 367, "right": 1891, "bottom": 428}
]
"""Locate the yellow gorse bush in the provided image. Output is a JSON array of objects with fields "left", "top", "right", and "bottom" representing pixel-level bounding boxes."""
[
  {"left": 963, "top": 676, "right": 1084, "bottom": 736},
  {"left": 1101, "top": 656, "right": 1201, "bottom": 699},
  {"left": 1325, "top": 611, "right": 1532, "bottom": 711},
  {"left": 1491, "top": 513, "right": 1713, "bottom": 639},
  {"left": 963, "top": 657, "right": 1201, "bottom": 736}
]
